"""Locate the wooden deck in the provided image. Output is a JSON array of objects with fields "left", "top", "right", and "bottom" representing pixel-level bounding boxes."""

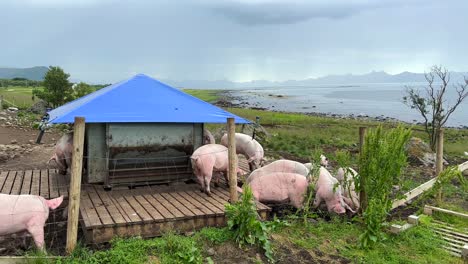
[
  {"left": 0, "top": 169, "right": 68, "bottom": 199},
  {"left": 1, "top": 159, "right": 271, "bottom": 244},
  {"left": 79, "top": 184, "right": 271, "bottom": 243}
]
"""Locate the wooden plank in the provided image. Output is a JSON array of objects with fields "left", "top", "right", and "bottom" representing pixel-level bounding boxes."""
[
  {"left": 95, "top": 188, "right": 127, "bottom": 225},
  {"left": 0, "top": 171, "right": 9, "bottom": 192},
  {"left": 55, "top": 170, "right": 68, "bottom": 197},
  {"left": 40, "top": 169, "right": 50, "bottom": 199},
  {"left": 425, "top": 205, "right": 468, "bottom": 219},
  {"left": 124, "top": 195, "right": 153, "bottom": 222},
  {"left": 170, "top": 192, "right": 204, "bottom": 216},
  {"left": 391, "top": 178, "right": 437, "bottom": 209},
  {"left": 20, "top": 170, "right": 32, "bottom": 195},
  {"left": 432, "top": 227, "right": 468, "bottom": 240},
  {"left": 113, "top": 193, "right": 142, "bottom": 223},
  {"left": 30, "top": 170, "right": 41, "bottom": 196},
  {"left": 146, "top": 193, "right": 180, "bottom": 219},
  {"left": 1, "top": 171, "right": 17, "bottom": 194},
  {"left": 183, "top": 191, "right": 217, "bottom": 216},
  {"left": 188, "top": 191, "right": 225, "bottom": 214},
  {"left": 86, "top": 186, "right": 114, "bottom": 226},
  {"left": 134, "top": 195, "right": 164, "bottom": 222},
  {"left": 459, "top": 161, "right": 468, "bottom": 172},
  {"left": 436, "top": 232, "right": 466, "bottom": 245},
  {"left": 10, "top": 171, "right": 24, "bottom": 195},
  {"left": 155, "top": 193, "right": 188, "bottom": 218},
  {"left": 48, "top": 169, "right": 60, "bottom": 198},
  {"left": 79, "top": 190, "right": 102, "bottom": 227},
  {"left": 107, "top": 191, "right": 132, "bottom": 223}
]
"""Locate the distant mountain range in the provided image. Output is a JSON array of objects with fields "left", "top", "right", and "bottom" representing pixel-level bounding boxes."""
[
  {"left": 1, "top": 67, "right": 466, "bottom": 88},
  {"left": 0, "top": 66, "right": 48, "bottom": 81},
  {"left": 166, "top": 70, "right": 468, "bottom": 89}
]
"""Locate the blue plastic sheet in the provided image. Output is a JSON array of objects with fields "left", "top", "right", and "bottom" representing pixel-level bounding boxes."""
[{"left": 47, "top": 74, "right": 251, "bottom": 124}]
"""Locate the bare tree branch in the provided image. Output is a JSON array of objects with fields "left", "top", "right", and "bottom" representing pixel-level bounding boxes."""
[{"left": 403, "top": 65, "right": 468, "bottom": 150}]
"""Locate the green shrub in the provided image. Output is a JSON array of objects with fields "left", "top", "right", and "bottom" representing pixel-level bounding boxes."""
[
  {"left": 358, "top": 125, "right": 412, "bottom": 248},
  {"left": 225, "top": 185, "right": 274, "bottom": 262}
]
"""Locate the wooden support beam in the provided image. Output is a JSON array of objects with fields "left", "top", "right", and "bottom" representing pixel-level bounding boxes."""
[
  {"left": 358, "top": 126, "right": 367, "bottom": 211},
  {"left": 227, "top": 118, "right": 238, "bottom": 203},
  {"left": 462, "top": 244, "right": 468, "bottom": 259},
  {"left": 435, "top": 129, "right": 444, "bottom": 176},
  {"left": 407, "top": 215, "right": 419, "bottom": 225},
  {"left": 424, "top": 205, "right": 468, "bottom": 219},
  {"left": 390, "top": 223, "right": 414, "bottom": 234},
  {"left": 66, "top": 117, "right": 85, "bottom": 254},
  {"left": 391, "top": 178, "right": 437, "bottom": 209}
]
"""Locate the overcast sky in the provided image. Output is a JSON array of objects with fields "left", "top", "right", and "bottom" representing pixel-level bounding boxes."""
[{"left": 1, "top": 0, "right": 467, "bottom": 83}]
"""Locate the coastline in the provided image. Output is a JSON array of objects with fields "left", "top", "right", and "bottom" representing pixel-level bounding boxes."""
[{"left": 214, "top": 90, "right": 468, "bottom": 129}]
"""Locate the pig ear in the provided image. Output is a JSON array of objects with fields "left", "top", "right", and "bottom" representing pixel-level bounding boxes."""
[{"left": 46, "top": 196, "right": 64, "bottom": 210}]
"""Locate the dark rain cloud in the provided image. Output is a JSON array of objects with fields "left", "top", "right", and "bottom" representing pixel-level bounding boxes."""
[{"left": 209, "top": 0, "right": 419, "bottom": 26}]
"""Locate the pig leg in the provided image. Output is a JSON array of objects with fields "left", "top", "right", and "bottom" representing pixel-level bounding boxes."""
[
  {"left": 204, "top": 175, "right": 212, "bottom": 196},
  {"left": 312, "top": 192, "right": 323, "bottom": 208},
  {"left": 26, "top": 220, "right": 45, "bottom": 250}
]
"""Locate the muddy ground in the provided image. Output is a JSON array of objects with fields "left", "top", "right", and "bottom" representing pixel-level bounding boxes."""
[{"left": 0, "top": 110, "right": 60, "bottom": 170}]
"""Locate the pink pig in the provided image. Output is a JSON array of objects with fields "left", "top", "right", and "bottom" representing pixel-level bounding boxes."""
[
  {"left": 0, "top": 194, "right": 64, "bottom": 250},
  {"left": 220, "top": 133, "right": 265, "bottom": 171},
  {"left": 312, "top": 167, "right": 352, "bottom": 214},
  {"left": 48, "top": 133, "right": 73, "bottom": 175},
  {"left": 336, "top": 167, "right": 360, "bottom": 212},
  {"left": 203, "top": 129, "right": 215, "bottom": 145},
  {"left": 190, "top": 144, "right": 243, "bottom": 196},
  {"left": 245, "top": 172, "right": 309, "bottom": 209},
  {"left": 248, "top": 159, "right": 310, "bottom": 180}
]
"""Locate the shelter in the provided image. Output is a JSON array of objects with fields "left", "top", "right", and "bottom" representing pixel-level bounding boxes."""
[{"left": 47, "top": 74, "right": 250, "bottom": 187}]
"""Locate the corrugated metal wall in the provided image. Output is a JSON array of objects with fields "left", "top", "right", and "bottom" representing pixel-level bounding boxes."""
[{"left": 86, "top": 123, "right": 203, "bottom": 186}]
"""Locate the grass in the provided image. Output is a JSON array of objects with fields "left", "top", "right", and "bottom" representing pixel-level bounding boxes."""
[
  {"left": 183, "top": 89, "right": 222, "bottom": 103},
  {"left": 0, "top": 86, "right": 39, "bottom": 109},
  {"left": 23, "top": 217, "right": 462, "bottom": 264},
  {"left": 275, "top": 217, "right": 462, "bottom": 264}
]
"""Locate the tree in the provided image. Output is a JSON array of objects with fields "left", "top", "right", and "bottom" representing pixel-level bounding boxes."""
[
  {"left": 33, "top": 66, "right": 73, "bottom": 108},
  {"left": 73, "top": 82, "right": 94, "bottom": 99},
  {"left": 403, "top": 65, "right": 468, "bottom": 151}
]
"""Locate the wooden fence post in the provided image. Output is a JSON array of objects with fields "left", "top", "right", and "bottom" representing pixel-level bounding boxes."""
[
  {"left": 436, "top": 129, "right": 444, "bottom": 203},
  {"left": 227, "top": 118, "right": 238, "bottom": 203},
  {"left": 359, "top": 127, "right": 367, "bottom": 211},
  {"left": 66, "top": 117, "right": 85, "bottom": 254}
]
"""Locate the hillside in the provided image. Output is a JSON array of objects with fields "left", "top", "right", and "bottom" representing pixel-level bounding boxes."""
[{"left": 0, "top": 66, "right": 48, "bottom": 81}]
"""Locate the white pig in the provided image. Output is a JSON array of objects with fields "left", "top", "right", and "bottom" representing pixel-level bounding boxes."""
[
  {"left": 0, "top": 194, "right": 64, "bottom": 250},
  {"left": 220, "top": 133, "right": 265, "bottom": 171}
]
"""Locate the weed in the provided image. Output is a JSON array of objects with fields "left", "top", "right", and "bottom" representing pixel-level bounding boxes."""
[
  {"left": 359, "top": 125, "right": 412, "bottom": 248},
  {"left": 195, "top": 227, "right": 232, "bottom": 245},
  {"left": 225, "top": 185, "right": 274, "bottom": 262}
]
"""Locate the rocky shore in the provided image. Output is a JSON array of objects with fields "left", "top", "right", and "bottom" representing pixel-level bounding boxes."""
[{"left": 214, "top": 90, "right": 468, "bottom": 129}]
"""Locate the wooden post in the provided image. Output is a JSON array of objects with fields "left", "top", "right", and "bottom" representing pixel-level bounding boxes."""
[
  {"left": 359, "top": 127, "right": 367, "bottom": 211},
  {"left": 227, "top": 118, "right": 238, "bottom": 203},
  {"left": 435, "top": 129, "right": 444, "bottom": 176},
  {"left": 436, "top": 129, "right": 444, "bottom": 204},
  {"left": 66, "top": 117, "right": 85, "bottom": 254}
]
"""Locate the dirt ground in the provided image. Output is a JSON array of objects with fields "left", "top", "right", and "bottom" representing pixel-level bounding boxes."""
[{"left": 0, "top": 111, "right": 61, "bottom": 170}]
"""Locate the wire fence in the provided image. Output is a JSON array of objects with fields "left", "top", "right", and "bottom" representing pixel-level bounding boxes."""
[{"left": 0, "top": 117, "right": 447, "bottom": 256}]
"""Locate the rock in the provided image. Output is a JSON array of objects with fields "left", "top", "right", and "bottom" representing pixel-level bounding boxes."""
[
  {"left": 392, "top": 185, "right": 400, "bottom": 192},
  {"left": 405, "top": 137, "right": 448, "bottom": 167},
  {"left": 207, "top": 248, "right": 216, "bottom": 256},
  {"left": 10, "top": 139, "right": 18, "bottom": 144},
  {"left": 29, "top": 140, "right": 35, "bottom": 144},
  {"left": 0, "top": 117, "right": 6, "bottom": 121},
  {"left": 0, "top": 152, "right": 8, "bottom": 161},
  {"left": 28, "top": 100, "right": 48, "bottom": 114},
  {"left": 7, "top": 107, "right": 18, "bottom": 112}
]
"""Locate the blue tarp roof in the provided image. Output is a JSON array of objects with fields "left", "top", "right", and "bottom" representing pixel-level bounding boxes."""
[{"left": 47, "top": 74, "right": 251, "bottom": 124}]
